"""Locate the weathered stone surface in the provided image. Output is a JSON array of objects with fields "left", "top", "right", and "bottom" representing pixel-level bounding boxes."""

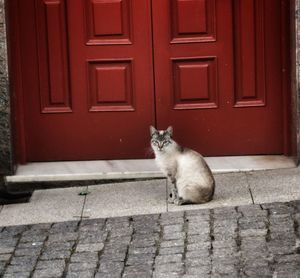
[
  {"left": 0, "top": 200, "right": 299, "bottom": 277},
  {"left": 0, "top": 0, "right": 13, "bottom": 175}
]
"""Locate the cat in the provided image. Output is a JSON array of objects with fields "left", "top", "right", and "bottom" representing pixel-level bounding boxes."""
[{"left": 150, "top": 126, "right": 215, "bottom": 205}]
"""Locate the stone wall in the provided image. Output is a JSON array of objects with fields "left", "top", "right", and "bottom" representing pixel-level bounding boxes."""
[
  {"left": 0, "top": 0, "right": 13, "bottom": 175},
  {"left": 292, "top": 0, "right": 300, "bottom": 163}
]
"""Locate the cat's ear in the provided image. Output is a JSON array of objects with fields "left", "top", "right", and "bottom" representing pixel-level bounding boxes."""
[
  {"left": 150, "top": 126, "right": 157, "bottom": 137},
  {"left": 166, "top": 126, "right": 173, "bottom": 137}
]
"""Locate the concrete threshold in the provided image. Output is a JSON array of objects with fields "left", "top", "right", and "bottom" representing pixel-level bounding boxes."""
[{"left": 5, "top": 155, "right": 296, "bottom": 184}]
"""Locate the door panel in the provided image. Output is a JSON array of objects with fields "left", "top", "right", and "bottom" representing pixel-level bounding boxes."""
[
  {"left": 19, "top": 0, "right": 155, "bottom": 161},
  {"left": 152, "top": 0, "right": 284, "bottom": 156},
  {"left": 35, "top": 0, "right": 71, "bottom": 113},
  {"left": 13, "top": 0, "right": 287, "bottom": 162}
]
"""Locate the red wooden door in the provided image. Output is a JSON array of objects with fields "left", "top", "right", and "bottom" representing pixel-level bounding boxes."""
[
  {"left": 17, "top": 0, "right": 155, "bottom": 161},
  {"left": 13, "top": 0, "right": 288, "bottom": 162},
  {"left": 152, "top": 0, "right": 286, "bottom": 156}
]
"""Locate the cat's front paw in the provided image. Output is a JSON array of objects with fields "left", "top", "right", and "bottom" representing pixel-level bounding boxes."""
[
  {"left": 168, "top": 193, "right": 175, "bottom": 204},
  {"left": 174, "top": 197, "right": 184, "bottom": 206}
]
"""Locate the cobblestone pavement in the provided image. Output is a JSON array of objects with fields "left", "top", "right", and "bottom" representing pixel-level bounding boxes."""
[{"left": 0, "top": 201, "right": 299, "bottom": 278}]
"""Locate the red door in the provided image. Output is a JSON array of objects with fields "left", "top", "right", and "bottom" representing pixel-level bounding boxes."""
[
  {"left": 16, "top": 0, "right": 155, "bottom": 161},
  {"left": 11, "top": 0, "right": 289, "bottom": 162},
  {"left": 152, "top": 0, "right": 287, "bottom": 156}
]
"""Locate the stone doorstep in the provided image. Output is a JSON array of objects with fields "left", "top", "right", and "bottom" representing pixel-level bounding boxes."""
[{"left": 3, "top": 155, "right": 296, "bottom": 193}]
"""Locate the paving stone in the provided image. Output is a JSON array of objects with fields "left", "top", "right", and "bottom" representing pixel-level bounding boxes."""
[
  {"left": 212, "top": 239, "right": 236, "bottom": 249},
  {"left": 239, "top": 219, "right": 267, "bottom": 230},
  {"left": 45, "top": 241, "right": 74, "bottom": 250},
  {"left": 154, "top": 262, "right": 184, "bottom": 274},
  {"left": 20, "top": 234, "right": 47, "bottom": 243},
  {"left": 162, "top": 231, "right": 185, "bottom": 240},
  {"left": 274, "top": 272, "right": 300, "bottom": 278},
  {"left": 211, "top": 273, "right": 239, "bottom": 278},
  {"left": 123, "top": 264, "right": 153, "bottom": 274},
  {"left": 68, "top": 262, "right": 97, "bottom": 271},
  {"left": 35, "top": 259, "right": 65, "bottom": 270},
  {"left": 213, "top": 247, "right": 237, "bottom": 257},
  {"left": 212, "top": 256, "right": 239, "bottom": 266},
  {"left": 50, "top": 221, "right": 79, "bottom": 233},
  {"left": 242, "top": 258, "right": 269, "bottom": 268},
  {"left": 14, "top": 247, "right": 42, "bottom": 257},
  {"left": 5, "top": 263, "right": 35, "bottom": 274},
  {"left": 126, "top": 254, "right": 155, "bottom": 266},
  {"left": 187, "top": 241, "right": 211, "bottom": 252},
  {"left": 3, "top": 272, "right": 31, "bottom": 278},
  {"left": 213, "top": 207, "right": 239, "bottom": 219},
  {"left": 110, "top": 227, "right": 133, "bottom": 238},
  {"left": 75, "top": 242, "right": 104, "bottom": 252},
  {"left": 185, "top": 249, "right": 210, "bottom": 259},
  {"left": 159, "top": 246, "right": 184, "bottom": 255},
  {"left": 186, "top": 265, "right": 211, "bottom": 274},
  {"left": 276, "top": 254, "right": 300, "bottom": 264},
  {"left": 78, "top": 231, "right": 108, "bottom": 244},
  {"left": 122, "top": 271, "right": 152, "bottom": 278},
  {"left": 240, "top": 228, "right": 268, "bottom": 237},
  {"left": 188, "top": 225, "right": 210, "bottom": 235},
  {"left": 237, "top": 205, "right": 268, "bottom": 217},
  {"left": 0, "top": 200, "right": 299, "bottom": 278},
  {"left": 17, "top": 242, "right": 44, "bottom": 249},
  {"left": 70, "top": 251, "right": 98, "bottom": 262},
  {"left": 0, "top": 254, "right": 11, "bottom": 261},
  {"left": 47, "top": 232, "right": 78, "bottom": 243},
  {"left": 128, "top": 246, "right": 156, "bottom": 255},
  {"left": 155, "top": 254, "right": 183, "bottom": 265},
  {"left": 130, "top": 237, "right": 157, "bottom": 248},
  {"left": 98, "top": 260, "right": 124, "bottom": 273},
  {"left": 0, "top": 246, "right": 15, "bottom": 254},
  {"left": 32, "top": 268, "right": 64, "bottom": 278},
  {"left": 268, "top": 240, "right": 296, "bottom": 255},
  {"left": 153, "top": 273, "right": 182, "bottom": 278},
  {"left": 80, "top": 218, "right": 106, "bottom": 229},
  {"left": 244, "top": 266, "right": 272, "bottom": 276},
  {"left": 185, "top": 256, "right": 211, "bottom": 267},
  {"left": 163, "top": 224, "right": 183, "bottom": 233},
  {"left": 160, "top": 239, "right": 185, "bottom": 248},
  {"left": 187, "top": 233, "right": 211, "bottom": 243},
  {"left": 183, "top": 275, "right": 210, "bottom": 278},
  {"left": 0, "top": 260, "right": 7, "bottom": 272},
  {"left": 65, "top": 270, "right": 94, "bottom": 278},
  {"left": 40, "top": 248, "right": 71, "bottom": 260},
  {"left": 95, "top": 273, "right": 121, "bottom": 278},
  {"left": 160, "top": 214, "right": 185, "bottom": 225}
]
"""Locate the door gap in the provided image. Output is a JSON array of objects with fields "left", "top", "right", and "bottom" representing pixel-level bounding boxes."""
[{"left": 150, "top": 0, "right": 158, "bottom": 128}]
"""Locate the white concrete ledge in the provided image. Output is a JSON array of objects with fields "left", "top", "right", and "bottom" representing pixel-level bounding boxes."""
[{"left": 5, "top": 155, "right": 296, "bottom": 183}]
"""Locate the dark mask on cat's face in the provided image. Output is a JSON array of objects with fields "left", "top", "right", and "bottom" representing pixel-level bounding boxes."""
[{"left": 150, "top": 126, "right": 173, "bottom": 152}]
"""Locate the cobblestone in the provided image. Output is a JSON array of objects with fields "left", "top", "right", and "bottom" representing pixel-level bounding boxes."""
[{"left": 0, "top": 200, "right": 300, "bottom": 277}]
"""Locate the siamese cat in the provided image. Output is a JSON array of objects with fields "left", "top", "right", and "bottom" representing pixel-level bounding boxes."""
[{"left": 150, "top": 126, "right": 215, "bottom": 205}]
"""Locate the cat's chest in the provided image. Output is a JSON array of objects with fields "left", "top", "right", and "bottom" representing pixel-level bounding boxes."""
[{"left": 155, "top": 153, "right": 177, "bottom": 171}]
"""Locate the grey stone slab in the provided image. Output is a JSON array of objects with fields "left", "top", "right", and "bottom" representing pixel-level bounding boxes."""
[
  {"left": 0, "top": 187, "right": 86, "bottom": 226},
  {"left": 247, "top": 168, "right": 300, "bottom": 204},
  {"left": 82, "top": 180, "right": 167, "bottom": 218},
  {"left": 168, "top": 172, "right": 252, "bottom": 212},
  {"left": 7, "top": 156, "right": 295, "bottom": 183},
  {"left": 8, "top": 159, "right": 163, "bottom": 183}
]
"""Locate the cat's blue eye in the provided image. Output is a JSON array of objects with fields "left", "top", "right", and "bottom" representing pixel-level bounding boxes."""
[{"left": 163, "top": 141, "right": 170, "bottom": 146}]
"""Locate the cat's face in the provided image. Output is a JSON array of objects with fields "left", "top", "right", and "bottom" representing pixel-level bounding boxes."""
[{"left": 150, "top": 126, "right": 174, "bottom": 153}]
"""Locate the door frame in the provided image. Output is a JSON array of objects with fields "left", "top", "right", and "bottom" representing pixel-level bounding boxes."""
[{"left": 7, "top": 0, "right": 293, "bottom": 164}]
